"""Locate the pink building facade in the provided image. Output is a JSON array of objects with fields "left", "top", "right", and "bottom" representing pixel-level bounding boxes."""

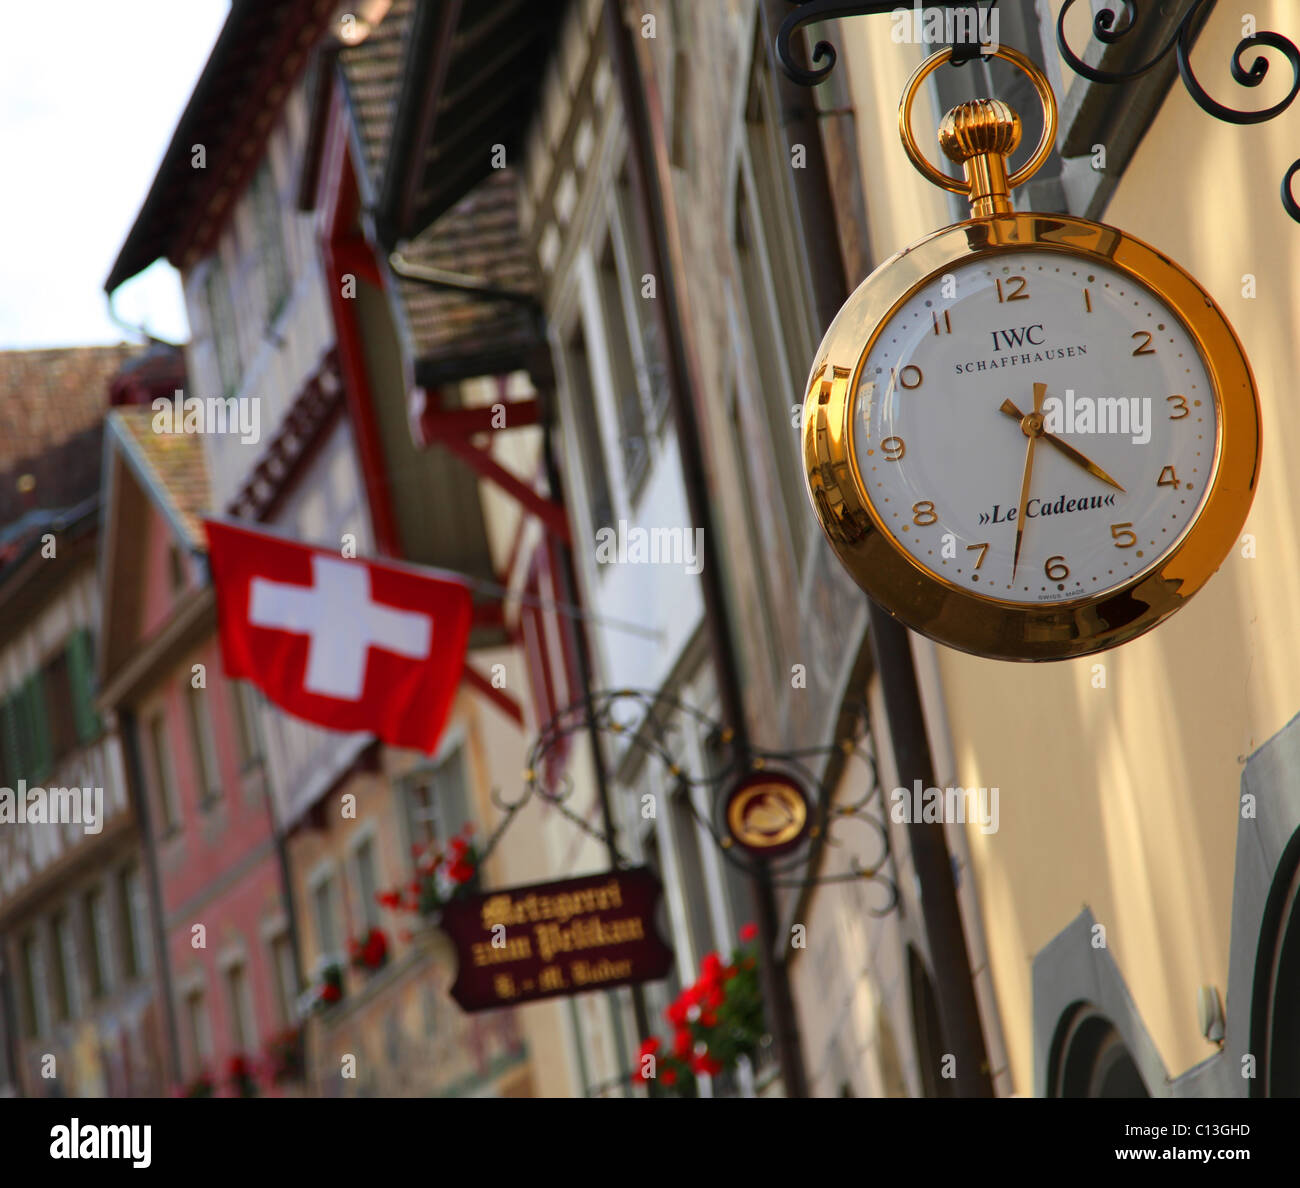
[{"left": 99, "top": 410, "right": 300, "bottom": 1096}]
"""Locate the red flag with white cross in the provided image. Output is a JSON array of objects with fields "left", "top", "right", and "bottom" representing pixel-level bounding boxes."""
[{"left": 203, "top": 520, "right": 471, "bottom": 754}]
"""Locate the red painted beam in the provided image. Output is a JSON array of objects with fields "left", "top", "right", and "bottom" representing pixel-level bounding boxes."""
[
  {"left": 318, "top": 91, "right": 403, "bottom": 558},
  {"left": 438, "top": 435, "right": 571, "bottom": 543},
  {"left": 417, "top": 399, "right": 541, "bottom": 438},
  {"left": 461, "top": 662, "right": 523, "bottom": 725},
  {"left": 333, "top": 232, "right": 384, "bottom": 289}
]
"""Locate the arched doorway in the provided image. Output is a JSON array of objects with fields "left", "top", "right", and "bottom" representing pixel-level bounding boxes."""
[
  {"left": 1048, "top": 1004, "right": 1150, "bottom": 1098},
  {"left": 1250, "top": 826, "right": 1300, "bottom": 1096}
]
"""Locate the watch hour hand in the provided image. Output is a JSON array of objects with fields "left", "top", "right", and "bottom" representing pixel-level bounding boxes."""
[{"left": 998, "top": 399, "right": 1126, "bottom": 493}]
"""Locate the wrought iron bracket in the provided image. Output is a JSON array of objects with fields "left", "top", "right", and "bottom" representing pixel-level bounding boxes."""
[
  {"left": 776, "top": 0, "right": 1300, "bottom": 222},
  {"left": 478, "top": 688, "right": 898, "bottom": 914}
]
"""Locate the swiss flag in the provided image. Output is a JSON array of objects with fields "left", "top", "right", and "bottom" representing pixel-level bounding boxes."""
[{"left": 203, "top": 520, "right": 472, "bottom": 754}]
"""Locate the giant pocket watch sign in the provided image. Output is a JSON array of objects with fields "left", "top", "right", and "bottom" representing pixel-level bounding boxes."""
[{"left": 802, "top": 46, "right": 1261, "bottom": 661}]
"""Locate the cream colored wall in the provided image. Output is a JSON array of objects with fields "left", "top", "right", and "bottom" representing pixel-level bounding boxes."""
[{"left": 841, "top": 1, "right": 1300, "bottom": 1092}]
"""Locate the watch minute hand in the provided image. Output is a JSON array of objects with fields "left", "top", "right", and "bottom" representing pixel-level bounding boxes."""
[{"left": 998, "top": 400, "right": 1126, "bottom": 493}]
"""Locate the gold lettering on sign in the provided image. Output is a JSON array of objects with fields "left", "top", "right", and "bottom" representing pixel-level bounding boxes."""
[
  {"left": 478, "top": 879, "right": 624, "bottom": 930},
  {"left": 533, "top": 915, "right": 646, "bottom": 964},
  {"left": 472, "top": 935, "right": 533, "bottom": 966}
]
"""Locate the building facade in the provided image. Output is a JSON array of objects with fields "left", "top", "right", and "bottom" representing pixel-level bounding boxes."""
[{"left": 0, "top": 346, "right": 167, "bottom": 1099}]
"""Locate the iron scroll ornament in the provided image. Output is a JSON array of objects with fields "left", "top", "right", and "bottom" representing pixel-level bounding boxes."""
[
  {"left": 474, "top": 687, "right": 897, "bottom": 911},
  {"left": 775, "top": 0, "right": 1300, "bottom": 222}
]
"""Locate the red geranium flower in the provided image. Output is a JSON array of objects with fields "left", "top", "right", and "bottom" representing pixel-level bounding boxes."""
[
  {"left": 739, "top": 921, "right": 759, "bottom": 943},
  {"left": 639, "top": 1036, "right": 661, "bottom": 1059},
  {"left": 706, "top": 983, "right": 726, "bottom": 1010},
  {"left": 666, "top": 999, "right": 688, "bottom": 1027},
  {"left": 320, "top": 982, "right": 341, "bottom": 1004},
  {"left": 700, "top": 1010, "right": 718, "bottom": 1027},
  {"left": 673, "top": 1027, "right": 693, "bottom": 1060},
  {"left": 662, "top": 1067, "right": 678, "bottom": 1087},
  {"left": 691, "top": 1052, "right": 723, "bottom": 1077}
]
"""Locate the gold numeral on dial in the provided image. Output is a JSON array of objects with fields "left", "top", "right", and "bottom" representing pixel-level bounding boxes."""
[
  {"left": 996, "top": 276, "right": 1029, "bottom": 303},
  {"left": 1167, "top": 394, "right": 1189, "bottom": 419},
  {"left": 1157, "top": 465, "right": 1180, "bottom": 489},
  {"left": 911, "top": 500, "right": 938, "bottom": 526},
  {"left": 1110, "top": 522, "right": 1137, "bottom": 548},
  {"left": 932, "top": 310, "right": 952, "bottom": 335},
  {"left": 1044, "top": 556, "right": 1070, "bottom": 581},
  {"left": 1131, "top": 331, "right": 1156, "bottom": 356},
  {"left": 1083, "top": 288, "right": 1093, "bottom": 313},
  {"left": 891, "top": 365, "right": 924, "bottom": 390},
  {"left": 966, "top": 542, "right": 989, "bottom": 569},
  {"left": 881, "top": 436, "right": 906, "bottom": 460}
]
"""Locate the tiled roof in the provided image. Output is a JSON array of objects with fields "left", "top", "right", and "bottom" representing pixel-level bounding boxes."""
[
  {"left": 0, "top": 344, "right": 136, "bottom": 530},
  {"left": 106, "top": 0, "right": 336, "bottom": 291},
  {"left": 396, "top": 169, "right": 541, "bottom": 379},
  {"left": 111, "top": 406, "right": 213, "bottom": 550},
  {"left": 340, "top": 4, "right": 541, "bottom": 383},
  {"left": 340, "top": 0, "right": 414, "bottom": 201}
]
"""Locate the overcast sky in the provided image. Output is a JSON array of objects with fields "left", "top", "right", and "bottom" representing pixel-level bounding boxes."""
[{"left": 0, "top": 1, "right": 230, "bottom": 349}]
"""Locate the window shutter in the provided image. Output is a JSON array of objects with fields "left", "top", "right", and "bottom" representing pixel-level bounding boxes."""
[
  {"left": 1, "top": 694, "right": 22, "bottom": 784},
  {"left": 26, "top": 672, "right": 51, "bottom": 782},
  {"left": 67, "top": 629, "right": 101, "bottom": 742}
]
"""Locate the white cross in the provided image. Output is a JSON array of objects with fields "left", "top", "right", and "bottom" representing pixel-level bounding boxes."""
[{"left": 248, "top": 555, "right": 433, "bottom": 700}]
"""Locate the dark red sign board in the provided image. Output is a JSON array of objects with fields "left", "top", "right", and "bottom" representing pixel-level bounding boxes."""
[{"left": 439, "top": 867, "right": 674, "bottom": 1013}]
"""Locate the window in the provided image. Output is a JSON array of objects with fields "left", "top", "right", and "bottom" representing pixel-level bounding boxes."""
[
  {"left": 614, "top": 168, "right": 670, "bottom": 424},
  {"left": 50, "top": 909, "right": 79, "bottom": 1019},
  {"left": 184, "top": 987, "right": 212, "bottom": 1076},
  {"left": 269, "top": 932, "right": 298, "bottom": 1025},
  {"left": 252, "top": 161, "right": 290, "bottom": 325},
  {"left": 84, "top": 887, "right": 112, "bottom": 998},
  {"left": 402, "top": 747, "right": 471, "bottom": 855},
  {"left": 148, "top": 712, "right": 181, "bottom": 833},
  {"left": 596, "top": 235, "right": 649, "bottom": 491},
  {"left": 231, "top": 682, "right": 261, "bottom": 768},
  {"left": 225, "top": 962, "right": 257, "bottom": 1051},
  {"left": 732, "top": 177, "right": 810, "bottom": 561},
  {"left": 118, "top": 864, "right": 151, "bottom": 979},
  {"left": 204, "top": 256, "right": 241, "bottom": 398},
  {"left": 563, "top": 326, "right": 614, "bottom": 534},
  {"left": 186, "top": 686, "right": 221, "bottom": 810},
  {"left": 353, "top": 837, "right": 380, "bottom": 931},
  {"left": 313, "top": 875, "right": 341, "bottom": 957}
]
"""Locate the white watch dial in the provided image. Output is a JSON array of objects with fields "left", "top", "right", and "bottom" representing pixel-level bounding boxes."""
[{"left": 853, "top": 249, "right": 1217, "bottom": 605}]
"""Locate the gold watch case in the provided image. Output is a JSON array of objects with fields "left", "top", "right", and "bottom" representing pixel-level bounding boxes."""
[{"left": 802, "top": 212, "right": 1262, "bottom": 661}]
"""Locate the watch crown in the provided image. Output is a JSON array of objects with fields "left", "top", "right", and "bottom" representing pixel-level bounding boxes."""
[
  {"left": 938, "top": 99, "right": 1022, "bottom": 164},
  {"left": 936, "top": 99, "right": 1023, "bottom": 217}
]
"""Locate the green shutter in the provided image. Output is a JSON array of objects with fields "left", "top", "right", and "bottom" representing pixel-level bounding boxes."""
[
  {"left": 66, "top": 628, "right": 101, "bottom": 743},
  {"left": 26, "top": 673, "right": 51, "bottom": 783},
  {"left": 0, "top": 695, "right": 21, "bottom": 785},
  {"left": 13, "top": 688, "right": 34, "bottom": 782}
]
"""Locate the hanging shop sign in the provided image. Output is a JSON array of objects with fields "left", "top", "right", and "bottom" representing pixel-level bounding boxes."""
[
  {"left": 801, "top": 45, "right": 1261, "bottom": 662},
  {"left": 439, "top": 867, "right": 674, "bottom": 1013},
  {"left": 723, "top": 770, "right": 813, "bottom": 857}
]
